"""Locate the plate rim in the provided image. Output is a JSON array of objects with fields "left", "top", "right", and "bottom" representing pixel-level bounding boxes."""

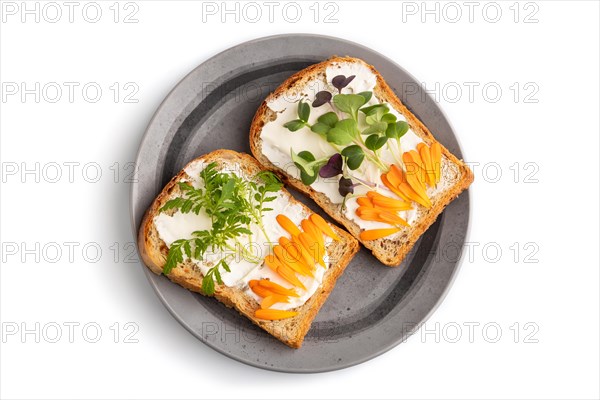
[{"left": 130, "top": 33, "right": 471, "bottom": 373}]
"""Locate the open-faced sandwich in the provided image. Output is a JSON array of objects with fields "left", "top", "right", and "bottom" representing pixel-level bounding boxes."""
[
  {"left": 250, "top": 56, "right": 474, "bottom": 266},
  {"left": 138, "top": 150, "right": 359, "bottom": 348}
]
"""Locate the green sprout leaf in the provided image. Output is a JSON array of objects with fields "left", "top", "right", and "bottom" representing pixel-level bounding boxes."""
[
  {"left": 318, "top": 112, "right": 339, "bottom": 127},
  {"left": 291, "top": 149, "right": 315, "bottom": 177},
  {"left": 365, "top": 134, "right": 388, "bottom": 151},
  {"left": 333, "top": 94, "right": 367, "bottom": 120},
  {"left": 310, "top": 122, "right": 330, "bottom": 136},
  {"left": 386, "top": 120, "right": 410, "bottom": 139},
  {"left": 300, "top": 170, "right": 318, "bottom": 185},
  {"left": 381, "top": 113, "right": 397, "bottom": 124},
  {"left": 327, "top": 119, "right": 359, "bottom": 145},
  {"left": 360, "top": 103, "right": 389, "bottom": 116},
  {"left": 361, "top": 122, "right": 388, "bottom": 136},
  {"left": 357, "top": 91, "right": 373, "bottom": 103},
  {"left": 364, "top": 106, "right": 391, "bottom": 126},
  {"left": 298, "top": 100, "right": 310, "bottom": 122},
  {"left": 291, "top": 150, "right": 326, "bottom": 184},
  {"left": 341, "top": 145, "right": 365, "bottom": 170},
  {"left": 284, "top": 119, "right": 306, "bottom": 132},
  {"left": 297, "top": 151, "right": 324, "bottom": 185}
]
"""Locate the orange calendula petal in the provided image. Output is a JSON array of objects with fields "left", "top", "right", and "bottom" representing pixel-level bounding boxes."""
[
  {"left": 406, "top": 176, "right": 430, "bottom": 206},
  {"left": 401, "top": 161, "right": 430, "bottom": 207},
  {"left": 402, "top": 151, "right": 426, "bottom": 191},
  {"left": 255, "top": 308, "right": 298, "bottom": 320},
  {"left": 356, "top": 207, "right": 410, "bottom": 227},
  {"left": 430, "top": 142, "right": 442, "bottom": 184},
  {"left": 274, "top": 245, "right": 312, "bottom": 277},
  {"left": 381, "top": 173, "right": 410, "bottom": 202},
  {"left": 260, "top": 294, "right": 290, "bottom": 309},
  {"left": 356, "top": 206, "right": 381, "bottom": 221},
  {"left": 418, "top": 143, "right": 435, "bottom": 187},
  {"left": 278, "top": 237, "right": 301, "bottom": 260},
  {"left": 360, "top": 227, "right": 401, "bottom": 241},
  {"left": 371, "top": 194, "right": 412, "bottom": 211},
  {"left": 389, "top": 164, "right": 406, "bottom": 184},
  {"left": 301, "top": 219, "right": 324, "bottom": 248},
  {"left": 275, "top": 262, "right": 306, "bottom": 290},
  {"left": 298, "top": 232, "right": 326, "bottom": 268},
  {"left": 263, "top": 254, "right": 281, "bottom": 273},
  {"left": 377, "top": 210, "right": 410, "bottom": 227},
  {"left": 279, "top": 237, "right": 314, "bottom": 277},
  {"left": 250, "top": 284, "right": 275, "bottom": 298},
  {"left": 276, "top": 214, "right": 301, "bottom": 237},
  {"left": 396, "top": 180, "right": 430, "bottom": 208},
  {"left": 410, "top": 149, "right": 426, "bottom": 171},
  {"left": 356, "top": 196, "right": 374, "bottom": 207},
  {"left": 257, "top": 279, "right": 299, "bottom": 297},
  {"left": 290, "top": 235, "right": 317, "bottom": 271},
  {"left": 309, "top": 214, "right": 341, "bottom": 241},
  {"left": 389, "top": 163, "right": 429, "bottom": 207}
]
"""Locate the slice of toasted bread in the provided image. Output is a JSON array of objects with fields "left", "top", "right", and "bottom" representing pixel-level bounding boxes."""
[
  {"left": 138, "top": 149, "right": 359, "bottom": 348},
  {"left": 250, "top": 56, "right": 473, "bottom": 266}
]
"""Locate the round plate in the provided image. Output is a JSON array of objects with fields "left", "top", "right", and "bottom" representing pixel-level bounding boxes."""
[{"left": 130, "top": 34, "right": 470, "bottom": 373}]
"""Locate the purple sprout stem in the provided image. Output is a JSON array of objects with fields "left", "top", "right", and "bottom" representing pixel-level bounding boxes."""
[
  {"left": 327, "top": 101, "right": 343, "bottom": 120},
  {"left": 350, "top": 175, "right": 389, "bottom": 191}
]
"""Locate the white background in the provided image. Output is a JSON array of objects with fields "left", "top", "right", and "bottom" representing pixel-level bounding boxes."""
[{"left": 1, "top": 1, "right": 599, "bottom": 399}]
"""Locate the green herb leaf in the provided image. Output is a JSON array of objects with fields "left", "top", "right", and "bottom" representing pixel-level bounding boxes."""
[
  {"left": 160, "top": 162, "right": 277, "bottom": 287},
  {"left": 284, "top": 119, "right": 306, "bottom": 132},
  {"left": 310, "top": 122, "right": 330, "bottom": 136},
  {"left": 361, "top": 122, "right": 388, "bottom": 136},
  {"left": 298, "top": 100, "right": 310, "bottom": 122},
  {"left": 291, "top": 149, "right": 318, "bottom": 177},
  {"left": 255, "top": 170, "right": 282, "bottom": 186},
  {"left": 386, "top": 120, "right": 410, "bottom": 139},
  {"left": 360, "top": 103, "right": 389, "bottom": 116},
  {"left": 341, "top": 145, "right": 365, "bottom": 170},
  {"left": 295, "top": 151, "right": 319, "bottom": 185},
  {"left": 202, "top": 273, "right": 215, "bottom": 295},
  {"left": 300, "top": 169, "right": 318, "bottom": 185},
  {"left": 365, "top": 107, "right": 390, "bottom": 125},
  {"left": 318, "top": 112, "right": 339, "bottom": 127},
  {"left": 365, "top": 134, "right": 388, "bottom": 151},
  {"left": 297, "top": 150, "right": 316, "bottom": 162},
  {"left": 221, "top": 259, "right": 231, "bottom": 273},
  {"left": 333, "top": 94, "right": 367, "bottom": 120},
  {"left": 213, "top": 265, "right": 223, "bottom": 285},
  {"left": 163, "top": 239, "right": 186, "bottom": 275},
  {"left": 220, "top": 178, "right": 235, "bottom": 202},
  {"left": 357, "top": 91, "right": 373, "bottom": 103},
  {"left": 381, "top": 113, "right": 397, "bottom": 124},
  {"left": 327, "top": 119, "right": 359, "bottom": 145}
]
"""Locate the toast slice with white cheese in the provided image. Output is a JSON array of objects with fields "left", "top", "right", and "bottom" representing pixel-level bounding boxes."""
[
  {"left": 138, "top": 150, "right": 359, "bottom": 348},
  {"left": 250, "top": 56, "right": 473, "bottom": 266}
]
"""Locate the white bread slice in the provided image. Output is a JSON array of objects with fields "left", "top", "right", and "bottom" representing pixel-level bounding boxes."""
[
  {"left": 250, "top": 56, "right": 474, "bottom": 266},
  {"left": 138, "top": 150, "right": 359, "bottom": 348}
]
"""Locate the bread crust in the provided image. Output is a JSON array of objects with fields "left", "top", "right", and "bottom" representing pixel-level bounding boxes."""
[
  {"left": 249, "top": 56, "right": 474, "bottom": 266},
  {"left": 138, "top": 149, "right": 359, "bottom": 348}
]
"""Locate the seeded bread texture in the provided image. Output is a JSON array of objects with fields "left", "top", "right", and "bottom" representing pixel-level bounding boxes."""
[
  {"left": 249, "top": 56, "right": 474, "bottom": 266},
  {"left": 138, "top": 149, "right": 359, "bottom": 348}
]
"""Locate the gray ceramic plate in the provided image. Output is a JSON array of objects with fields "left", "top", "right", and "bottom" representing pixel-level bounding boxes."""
[{"left": 130, "top": 34, "right": 470, "bottom": 373}]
